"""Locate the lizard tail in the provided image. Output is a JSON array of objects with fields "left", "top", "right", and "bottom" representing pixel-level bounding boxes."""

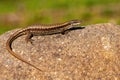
[{"left": 6, "top": 30, "right": 42, "bottom": 71}]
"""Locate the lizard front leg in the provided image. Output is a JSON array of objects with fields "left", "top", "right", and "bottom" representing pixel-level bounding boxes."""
[{"left": 61, "top": 29, "right": 71, "bottom": 35}]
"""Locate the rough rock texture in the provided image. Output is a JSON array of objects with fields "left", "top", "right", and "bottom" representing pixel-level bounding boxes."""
[{"left": 0, "top": 23, "right": 120, "bottom": 80}]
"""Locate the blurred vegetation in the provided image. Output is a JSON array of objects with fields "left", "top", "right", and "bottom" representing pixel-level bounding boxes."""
[{"left": 0, "top": 0, "right": 120, "bottom": 34}]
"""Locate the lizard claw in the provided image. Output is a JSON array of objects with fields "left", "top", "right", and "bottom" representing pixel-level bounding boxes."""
[{"left": 26, "top": 39, "right": 34, "bottom": 45}]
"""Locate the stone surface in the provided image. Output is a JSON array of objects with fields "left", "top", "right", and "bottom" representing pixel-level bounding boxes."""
[{"left": 0, "top": 23, "right": 120, "bottom": 80}]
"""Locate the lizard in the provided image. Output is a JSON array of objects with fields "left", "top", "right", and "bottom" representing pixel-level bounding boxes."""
[{"left": 6, "top": 19, "right": 82, "bottom": 71}]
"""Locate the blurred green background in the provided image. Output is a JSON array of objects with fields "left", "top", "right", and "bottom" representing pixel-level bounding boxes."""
[{"left": 0, "top": 0, "right": 120, "bottom": 34}]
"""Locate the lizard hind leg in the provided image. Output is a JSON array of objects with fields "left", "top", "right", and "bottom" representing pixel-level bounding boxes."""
[{"left": 25, "top": 32, "right": 34, "bottom": 44}]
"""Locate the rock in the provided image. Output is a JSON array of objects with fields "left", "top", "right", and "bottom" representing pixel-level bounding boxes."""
[{"left": 0, "top": 23, "right": 120, "bottom": 80}]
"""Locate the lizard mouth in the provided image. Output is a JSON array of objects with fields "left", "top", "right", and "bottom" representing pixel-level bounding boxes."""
[{"left": 73, "top": 23, "right": 80, "bottom": 26}]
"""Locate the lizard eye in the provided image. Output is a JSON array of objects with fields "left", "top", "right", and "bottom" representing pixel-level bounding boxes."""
[{"left": 69, "top": 20, "right": 81, "bottom": 26}]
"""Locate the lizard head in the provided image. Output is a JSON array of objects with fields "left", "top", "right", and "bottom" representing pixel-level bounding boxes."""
[{"left": 69, "top": 20, "right": 82, "bottom": 26}]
